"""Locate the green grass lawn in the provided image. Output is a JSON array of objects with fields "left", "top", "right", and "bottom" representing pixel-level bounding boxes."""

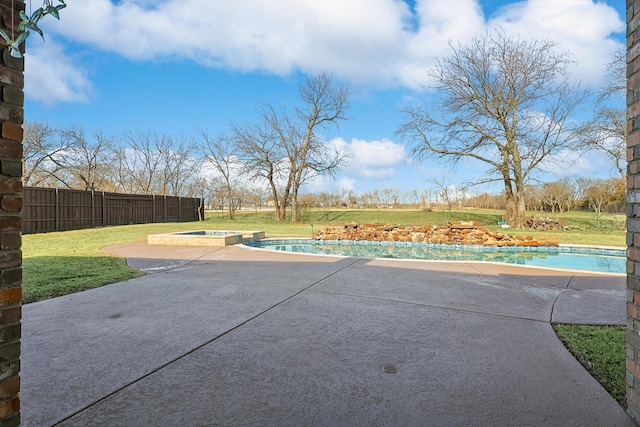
[
  {"left": 22, "top": 207, "right": 629, "bottom": 407},
  {"left": 22, "top": 217, "right": 319, "bottom": 303},
  {"left": 553, "top": 324, "right": 626, "bottom": 407}
]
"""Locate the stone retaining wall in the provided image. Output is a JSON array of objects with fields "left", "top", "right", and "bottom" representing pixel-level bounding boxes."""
[{"left": 313, "top": 221, "right": 559, "bottom": 247}]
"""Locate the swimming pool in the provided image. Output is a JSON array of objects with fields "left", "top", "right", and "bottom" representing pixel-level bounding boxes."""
[{"left": 246, "top": 239, "right": 626, "bottom": 274}]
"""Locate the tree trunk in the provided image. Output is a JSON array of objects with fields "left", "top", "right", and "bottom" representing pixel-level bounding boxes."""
[
  {"left": 226, "top": 187, "right": 234, "bottom": 220},
  {"left": 515, "top": 193, "right": 526, "bottom": 229},
  {"left": 502, "top": 174, "right": 518, "bottom": 227},
  {"left": 276, "top": 195, "right": 287, "bottom": 222},
  {"left": 278, "top": 182, "right": 292, "bottom": 222},
  {"left": 291, "top": 188, "right": 299, "bottom": 222},
  {"left": 513, "top": 177, "right": 527, "bottom": 228},
  {"left": 505, "top": 195, "right": 517, "bottom": 226}
]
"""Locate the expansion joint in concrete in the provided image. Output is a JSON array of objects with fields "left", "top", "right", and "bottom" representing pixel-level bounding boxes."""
[
  {"left": 549, "top": 276, "right": 574, "bottom": 324},
  {"left": 51, "top": 257, "right": 363, "bottom": 426}
]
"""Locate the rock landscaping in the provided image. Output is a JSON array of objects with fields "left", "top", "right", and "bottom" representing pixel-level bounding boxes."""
[
  {"left": 312, "top": 221, "right": 559, "bottom": 247},
  {"left": 523, "top": 217, "right": 569, "bottom": 231}
]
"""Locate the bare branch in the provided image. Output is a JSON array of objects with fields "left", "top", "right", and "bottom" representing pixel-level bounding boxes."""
[
  {"left": 233, "top": 72, "right": 351, "bottom": 222},
  {"left": 396, "top": 30, "right": 591, "bottom": 227}
]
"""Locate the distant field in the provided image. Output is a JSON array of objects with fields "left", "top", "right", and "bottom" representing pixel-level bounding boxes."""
[{"left": 207, "top": 207, "right": 626, "bottom": 246}]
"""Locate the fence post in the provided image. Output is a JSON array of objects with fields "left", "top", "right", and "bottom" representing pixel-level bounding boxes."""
[
  {"left": 152, "top": 195, "right": 155, "bottom": 223},
  {"left": 91, "top": 191, "right": 95, "bottom": 228},
  {"left": 55, "top": 188, "right": 59, "bottom": 232},
  {"left": 102, "top": 192, "right": 106, "bottom": 227}
]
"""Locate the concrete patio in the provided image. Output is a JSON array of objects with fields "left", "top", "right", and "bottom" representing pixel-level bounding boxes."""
[{"left": 21, "top": 241, "right": 635, "bottom": 426}]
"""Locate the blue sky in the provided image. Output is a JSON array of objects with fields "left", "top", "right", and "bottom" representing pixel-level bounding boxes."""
[{"left": 24, "top": 0, "right": 626, "bottom": 197}]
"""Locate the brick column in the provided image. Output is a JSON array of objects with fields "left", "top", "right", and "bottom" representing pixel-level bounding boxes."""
[
  {"left": 0, "top": 1, "right": 23, "bottom": 426},
  {"left": 629, "top": 0, "right": 640, "bottom": 422}
]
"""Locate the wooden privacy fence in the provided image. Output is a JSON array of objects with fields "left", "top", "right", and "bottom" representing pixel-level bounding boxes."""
[{"left": 23, "top": 187, "right": 204, "bottom": 234}]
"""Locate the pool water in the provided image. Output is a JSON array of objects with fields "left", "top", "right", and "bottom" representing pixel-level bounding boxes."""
[{"left": 247, "top": 240, "right": 626, "bottom": 274}]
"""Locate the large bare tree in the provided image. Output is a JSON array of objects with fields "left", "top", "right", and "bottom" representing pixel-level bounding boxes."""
[
  {"left": 397, "top": 31, "right": 590, "bottom": 228},
  {"left": 234, "top": 72, "right": 350, "bottom": 222},
  {"left": 233, "top": 116, "right": 287, "bottom": 220}
]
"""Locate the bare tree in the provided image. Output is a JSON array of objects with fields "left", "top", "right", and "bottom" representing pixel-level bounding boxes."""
[
  {"left": 118, "top": 131, "right": 172, "bottom": 194},
  {"left": 233, "top": 117, "right": 287, "bottom": 221},
  {"left": 540, "top": 179, "right": 574, "bottom": 214},
  {"left": 154, "top": 135, "right": 198, "bottom": 196},
  {"left": 585, "top": 50, "right": 626, "bottom": 178},
  {"left": 158, "top": 135, "right": 197, "bottom": 196},
  {"left": 380, "top": 188, "right": 395, "bottom": 208},
  {"left": 421, "top": 188, "right": 433, "bottom": 209},
  {"left": 523, "top": 185, "right": 543, "bottom": 212},
  {"left": 234, "top": 72, "right": 350, "bottom": 222},
  {"left": 583, "top": 178, "right": 616, "bottom": 228},
  {"left": 199, "top": 132, "right": 239, "bottom": 219},
  {"left": 287, "top": 72, "right": 350, "bottom": 221},
  {"left": 60, "top": 125, "right": 114, "bottom": 191},
  {"left": 397, "top": 31, "right": 590, "bottom": 228},
  {"left": 183, "top": 170, "right": 211, "bottom": 219},
  {"left": 343, "top": 189, "right": 357, "bottom": 207},
  {"left": 23, "top": 120, "right": 69, "bottom": 187},
  {"left": 609, "top": 177, "right": 626, "bottom": 213},
  {"left": 298, "top": 192, "right": 318, "bottom": 209},
  {"left": 405, "top": 189, "right": 420, "bottom": 208},
  {"left": 244, "top": 185, "right": 268, "bottom": 210},
  {"left": 371, "top": 189, "right": 382, "bottom": 208},
  {"left": 111, "top": 147, "right": 135, "bottom": 193},
  {"left": 429, "top": 178, "right": 457, "bottom": 217},
  {"left": 465, "top": 191, "right": 506, "bottom": 210},
  {"left": 359, "top": 192, "right": 374, "bottom": 208}
]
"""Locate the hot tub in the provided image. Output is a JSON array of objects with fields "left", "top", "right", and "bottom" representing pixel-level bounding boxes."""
[{"left": 147, "top": 230, "right": 265, "bottom": 246}]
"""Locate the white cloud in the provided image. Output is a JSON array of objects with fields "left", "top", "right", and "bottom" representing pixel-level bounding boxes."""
[
  {"left": 24, "top": 38, "right": 92, "bottom": 105},
  {"left": 43, "top": 0, "right": 622, "bottom": 97},
  {"left": 488, "top": 0, "right": 624, "bottom": 86},
  {"left": 539, "top": 149, "right": 596, "bottom": 178},
  {"left": 338, "top": 177, "right": 355, "bottom": 192},
  {"left": 300, "top": 175, "right": 356, "bottom": 195},
  {"left": 332, "top": 137, "right": 406, "bottom": 179},
  {"left": 299, "top": 174, "right": 335, "bottom": 194}
]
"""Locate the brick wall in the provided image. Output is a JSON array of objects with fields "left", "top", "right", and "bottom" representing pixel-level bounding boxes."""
[
  {"left": 629, "top": 0, "right": 640, "bottom": 422},
  {"left": 0, "top": 1, "right": 22, "bottom": 426}
]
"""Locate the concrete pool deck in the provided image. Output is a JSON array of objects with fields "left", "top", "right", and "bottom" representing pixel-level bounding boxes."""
[{"left": 22, "top": 241, "right": 635, "bottom": 426}]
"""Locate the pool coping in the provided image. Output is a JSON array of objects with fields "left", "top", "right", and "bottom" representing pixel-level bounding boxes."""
[{"left": 246, "top": 238, "right": 626, "bottom": 255}]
